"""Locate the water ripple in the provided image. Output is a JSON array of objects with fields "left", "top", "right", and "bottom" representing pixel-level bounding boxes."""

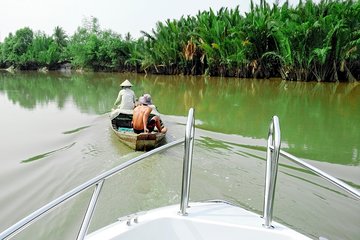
[{"left": 21, "top": 142, "right": 76, "bottom": 163}]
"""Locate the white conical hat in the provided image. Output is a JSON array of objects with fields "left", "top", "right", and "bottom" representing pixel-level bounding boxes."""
[{"left": 120, "top": 79, "right": 133, "bottom": 87}]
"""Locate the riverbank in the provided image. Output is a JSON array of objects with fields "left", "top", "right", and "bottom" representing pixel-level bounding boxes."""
[{"left": 1, "top": 1, "right": 359, "bottom": 82}]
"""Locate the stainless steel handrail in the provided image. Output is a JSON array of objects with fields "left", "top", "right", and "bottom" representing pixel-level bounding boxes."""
[
  {"left": 0, "top": 108, "right": 195, "bottom": 240},
  {"left": 179, "top": 108, "right": 195, "bottom": 215},
  {"left": 279, "top": 150, "right": 360, "bottom": 200},
  {"left": 77, "top": 180, "right": 104, "bottom": 240},
  {"left": 263, "top": 116, "right": 281, "bottom": 228},
  {"left": 263, "top": 116, "right": 360, "bottom": 228}
]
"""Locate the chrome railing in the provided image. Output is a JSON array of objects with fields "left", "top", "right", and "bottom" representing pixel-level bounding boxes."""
[
  {"left": 263, "top": 116, "right": 281, "bottom": 228},
  {"left": 1, "top": 111, "right": 359, "bottom": 239},
  {"left": 0, "top": 108, "right": 196, "bottom": 240},
  {"left": 179, "top": 108, "right": 195, "bottom": 215},
  {"left": 263, "top": 116, "right": 360, "bottom": 228}
]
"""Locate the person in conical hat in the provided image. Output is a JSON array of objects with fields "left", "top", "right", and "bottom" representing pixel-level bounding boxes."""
[
  {"left": 120, "top": 79, "right": 133, "bottom": 87},
  {"left": 112, "top": 79, "right": 136, "bottom": 111}
]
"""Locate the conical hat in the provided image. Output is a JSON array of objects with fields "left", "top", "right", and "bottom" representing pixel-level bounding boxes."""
[{"left": 120, "top": 79, "right": 133, "bottom": 87}]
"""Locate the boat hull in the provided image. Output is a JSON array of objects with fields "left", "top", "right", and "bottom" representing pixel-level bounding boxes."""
[
  {"left": 112, "top": 127, "right": 165, "bottom": 151},
  {"left": 110, "top": 112, "right": 165, "bottom": 151}
]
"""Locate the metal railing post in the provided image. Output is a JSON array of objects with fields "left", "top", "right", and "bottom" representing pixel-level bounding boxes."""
[
  {"left": 179, "top": 108, "right": 195, "bottom": 215},
  {"left": 263, "top": 116, "right": 281, "bottom": 228},
  {"left": 77, "top": 180, "right": 104, "bottom": 240}
]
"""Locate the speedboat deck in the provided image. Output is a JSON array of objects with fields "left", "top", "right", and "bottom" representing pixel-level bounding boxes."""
[{"left": 86, "top": 201, "right": 311, "bottom": 240}]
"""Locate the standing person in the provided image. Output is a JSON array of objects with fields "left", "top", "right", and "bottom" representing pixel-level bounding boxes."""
[
  {"left": 132, "top": 97, "right": 167, "bottom": 134},
  {"left": 112, "top": 79, "right": 136, "bottom": 110}
]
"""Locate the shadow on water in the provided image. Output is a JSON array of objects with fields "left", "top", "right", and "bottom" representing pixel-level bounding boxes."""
[
  {"left": 21, "top": 142, "right": 76, "bottom": 163},
  {"left": 62, "top": 125, "right": 91, "bottom": 134}
]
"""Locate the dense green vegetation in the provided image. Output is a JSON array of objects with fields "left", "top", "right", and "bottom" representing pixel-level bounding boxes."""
[{"left": 0, "top": 0, "right": 359, "bottom": 81}]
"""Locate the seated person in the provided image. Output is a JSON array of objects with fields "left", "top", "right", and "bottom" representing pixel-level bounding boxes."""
[
  {"left": 142, "top": 93, "right": 160, "bottom": 115},
  {"left": 132, "top": 97, "right": 167, "bottom": 134}
]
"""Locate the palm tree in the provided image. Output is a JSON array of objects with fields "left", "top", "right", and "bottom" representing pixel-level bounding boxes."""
[{"left": 53, "top": 26, "right": 68, "bottom": 48}]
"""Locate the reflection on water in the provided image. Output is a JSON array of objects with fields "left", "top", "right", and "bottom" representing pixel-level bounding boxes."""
[
  {"left": 1, "top": 71, "right": 359, "bottom": 165},
  {"left": 0, "top": 71, "right": 359, "bottom": 240}
]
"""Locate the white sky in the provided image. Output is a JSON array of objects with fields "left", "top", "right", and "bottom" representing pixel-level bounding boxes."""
[{"left": 0, "top": 0, "right": 313, "bottom": 41}]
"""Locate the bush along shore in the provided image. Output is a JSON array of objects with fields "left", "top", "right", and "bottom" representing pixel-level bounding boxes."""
[{"left": 0, "top": 0, "right": 359, "bottom": 82}]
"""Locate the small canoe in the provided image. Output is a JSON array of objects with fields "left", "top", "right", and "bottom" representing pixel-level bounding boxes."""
[{"left": 110, "top": 111, "right": 166, "bottom": 151}]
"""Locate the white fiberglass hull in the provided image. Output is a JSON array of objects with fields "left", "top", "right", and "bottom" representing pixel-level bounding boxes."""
[{"left": 86, "top": 201, "right": 312, "bottom": 240}]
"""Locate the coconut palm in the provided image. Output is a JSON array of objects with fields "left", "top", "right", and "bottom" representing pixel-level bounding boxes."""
[{"left": 53, "top": 26, "right": 68, "bottom": 48}]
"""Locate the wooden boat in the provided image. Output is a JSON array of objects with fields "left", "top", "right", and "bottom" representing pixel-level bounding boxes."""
[
  {"left": 1, "top": 108, "right": 359, "bottom": 240},
  {"left": 110, "top": 111, "right": 166, "bottom": 151}
]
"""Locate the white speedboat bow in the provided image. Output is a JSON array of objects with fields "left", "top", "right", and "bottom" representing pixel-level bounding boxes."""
[{"left": 86, "top": 201, "right": 312, "bottom": 240}]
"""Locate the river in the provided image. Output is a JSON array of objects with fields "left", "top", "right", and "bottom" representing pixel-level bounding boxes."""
[{"left": 0, "top": 71, "right": 359, "bottom": 240}]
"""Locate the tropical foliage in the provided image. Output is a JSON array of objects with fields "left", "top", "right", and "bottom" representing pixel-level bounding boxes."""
[{"left": 0, "top": 0, "right": 359, "bottom": 81}]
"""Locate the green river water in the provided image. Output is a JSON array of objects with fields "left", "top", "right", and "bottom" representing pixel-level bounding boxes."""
[{"left": 0, "top": 71, "right": 359, "bottom": 240}]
